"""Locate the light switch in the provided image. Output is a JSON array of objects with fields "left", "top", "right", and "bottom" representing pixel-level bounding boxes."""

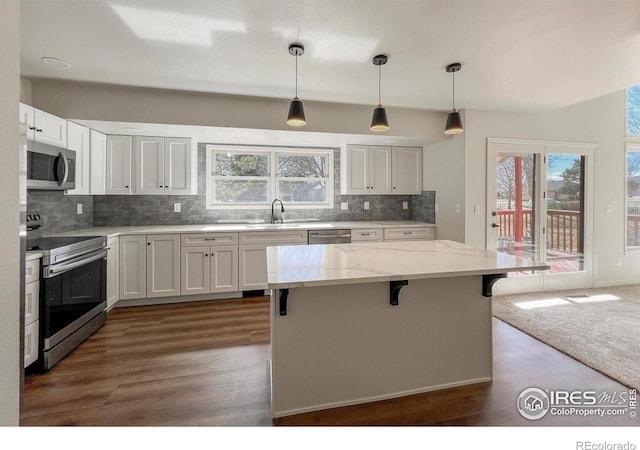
[
  {"left": 174, "top": 203, "right": 181, "bottom": 213},
  {"left": 364, "top": 201, "right": 370, "bottom": 210},
  {"left": 606, "top": 204, "right": 613, "bottom": 213},
  {"left": 76, "top": 203, "right": 82, "bottom": 215},
  {"left": 341, "top": 202, "right": 348, "bottom": 210},
  {"left": 474, "top": 204, "right": 480, "bottom": 214}
]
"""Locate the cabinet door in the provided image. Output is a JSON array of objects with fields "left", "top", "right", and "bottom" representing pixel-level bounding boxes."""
[
  {"left": 119, "top": 235, "right": 147, "bottom": 299},
  {"left": 24, "top": 321, "right": 39, "bottom": 368},
  {"left": 19, "top": 103, "right": 35, "bottom": 140},
  {"left": 211, "top": 245, "right": 238, "bottom": 293},
  {"left": 238, "top": 244, "right": 269, "bottom": 290},
  {"left": 341, "top": 145, "right": 369, "bottom": 195},
  {"left": 24, "top": 280, "right": 40, "bottom": 326},
  {"left": 33, "top": 108, "right": 67, "bottom": 147},
  {"left": 392, "top": 147, "right": 422, "bottom": 195},
  {"left": 106, "top": 135, "right": 132, "bottom": 195},
  {"left": 147, "top": 234, "right": 181, "bottom": 298},
  {"left": 369, "top": 146, "right": 392, "bottom": 194},
  {"left": 181, "top": 246, "right": 210, "bottom": 296},
  {"left": 164, "top": 138, "right": 194, "bottom": 195},
  {"left": 134, "top": 136, "right": 165, "bottom": 195},
  {"left": 65, "top": 122, "right": 91, "bottom": 195},
  {"left": 106, "top": 237, "right": 120, "bottom": 309},
  {"left": 90, "top": 130, "right": 107, "bottom": 195}
]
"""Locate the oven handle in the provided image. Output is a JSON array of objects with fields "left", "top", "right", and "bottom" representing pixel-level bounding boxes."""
[{"left": 44, "top": 248, "right": 108, "bottom": 278}]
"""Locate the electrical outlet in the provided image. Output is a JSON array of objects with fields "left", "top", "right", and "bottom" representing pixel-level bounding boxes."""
[
  {"left": 402, "top": 201, "right": 408, "bottom": 210},
  {"left": 455, "top": 204, "right": 461, "bottom": 214},
  {"left": 341, "top": 202, "right": 348, "bottom": 211},
  {"left": 474, "top": 204, "right": 480, "bottom": 214},
  {"left": 174, "top": 203, "right": 181, "bottom": 213},
  {"left": 363, "top": 201, "right": 370, "bottom": 210},
  {"left": 616, "top": 257, "right": 623, "bottom": 266},
  {"left": 606, "top": 204, "right": 613, "bottom": 213},
  {"left": 76, "top": 203, "right": 82, "bottom": 215}
]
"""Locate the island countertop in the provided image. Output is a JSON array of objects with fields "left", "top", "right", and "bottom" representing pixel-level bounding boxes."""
[{"left": 267, "top": 239, "right": 549, "bottom": 289}]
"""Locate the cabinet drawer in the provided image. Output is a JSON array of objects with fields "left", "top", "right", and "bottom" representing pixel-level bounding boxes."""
[
  {"left": 383, "top": 227, "right": 435, "bottom": 241},
  {"left": 181, "top": 232, "right": 238, "bottom": 246},
  {"left": 25, "top": 280, "right": 40, "bottom": 326},
  {"left": 351, "top": 228, "right": 384, "bottom": 242},
  {"left": 239, "top": 230, "right": 308, "bottom": 245},
  {"left": 25, "top": 258, "right": 40, "bottom": 284},
  {"left": 24, "top": 320, "right": 39, "bottom": 368}
]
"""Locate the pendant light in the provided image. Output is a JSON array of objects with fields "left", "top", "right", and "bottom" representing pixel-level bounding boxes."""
[
  {"left": 286, "top": 42, "right": 306, "bottom": 127},
  {"left": 370, "top": 54, "right": 389, "bottom": 132},
  {"left": 444, "top": 62, "right": 463, "bottom": 135}
]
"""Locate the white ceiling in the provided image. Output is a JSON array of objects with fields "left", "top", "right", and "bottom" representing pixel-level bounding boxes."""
[{"left": 20, "top": 0, "right": 640, "bottom": 114}]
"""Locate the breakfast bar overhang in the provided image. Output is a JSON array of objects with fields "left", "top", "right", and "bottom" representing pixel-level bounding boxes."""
[{"left": 266, "top": 240, "right": 549, "bottom": 418}]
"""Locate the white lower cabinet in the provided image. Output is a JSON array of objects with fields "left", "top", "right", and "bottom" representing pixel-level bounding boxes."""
[
  {"left": 119, "top": 234, "right": 181, "bottom": 300},
  {"left": 119, "top": 235, "right": 147, "bottom": 300},
  {"left": 147, "top": 234, "right": 181, "bottom": 298},
  {"left": 24, "top": 257, "right": 40, "bottom": 368},
  {"left": 180, "top": 232, "right": 238, "bottom": 296},
  {"left": 238, "top": 230, "right": 309, "bottom": 291},
  {"left": 351, "top": 228, "right": 384, "bottom": 242},
  {"left": 383, "top": 227, "right": 436, "bottom": 241},
  {"left": 106, "top": 237, "right": 119, "bottom": 309}
]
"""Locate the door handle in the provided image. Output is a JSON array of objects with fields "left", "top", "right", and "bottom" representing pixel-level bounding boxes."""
[{"left": 491, "top": 223, "right": 500, "bottom": 229}]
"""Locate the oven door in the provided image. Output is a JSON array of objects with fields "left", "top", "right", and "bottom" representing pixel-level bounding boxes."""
[{"left": 40, "top": 248, "right": 107, "bottom": 351}]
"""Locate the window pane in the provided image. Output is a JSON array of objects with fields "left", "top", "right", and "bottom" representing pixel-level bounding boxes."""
[
  {"left": 277, "top": 154, "right": 327, "bottom": 178},
  {"left": 628, "top": 86, "right": 640, "bottom": 135},
  {"left": 278, "top": 180, "right": 327, "bottom": 203},
  {"left": 214, "top": 179, "right": 269, "bottom": 203},
  {"left": 215, "top": 153, "right": 269, "bottom": 176},
  {"left": 627, "top": 151, "right": 640, "bottom": 246}
]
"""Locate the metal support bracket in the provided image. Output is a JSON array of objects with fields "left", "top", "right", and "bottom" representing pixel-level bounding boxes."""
[
  {"left": 279, "top": 289, "right": 289, "bottom": 316},
  {"left": 482, "top": 274, "right": 507, "bottom": 297},
  {"left": 390, "top": 280, "right": 408, "bottom": 306}
]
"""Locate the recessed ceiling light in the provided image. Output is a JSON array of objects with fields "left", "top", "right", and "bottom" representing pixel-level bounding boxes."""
[
  {"left": 41, "top": 57, "right": 71, "bottom": 69},
  {"left": 124, "top": 127, "right": 143, "bottom": 133}
]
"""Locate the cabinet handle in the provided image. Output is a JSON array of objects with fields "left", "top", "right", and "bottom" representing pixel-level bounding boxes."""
[
  {"left": 393, "top": 187, "right": 397, "bottom": 189},
  {"left": 204, "top": 238, "right": 216, "bottom": 241},
  {"left": 125, "top": 185, "right": 129, "bottom": 188},
  {"left": 361, "top": 233, "right": 370, "bottom": 236},
  {"left": 403, "top": 231, "right": 412, "bottom": 235},
  {"left": 28, "top": 126, "right": 36, "bottom": 130},
  {"left": 147, "top": 242, "right": 151, "bottom": 245},
  {"left": 165, "top": 185, "right": 168, "bottom": 188},
  {"left": 205, "top": 254, "right": 208, "bottom": 257},
  {"left": 36, "top": 128, "right": 43, "bottom": 132},
  {"left": 160, "top": 185, "right": 163, "bottom": 188}
]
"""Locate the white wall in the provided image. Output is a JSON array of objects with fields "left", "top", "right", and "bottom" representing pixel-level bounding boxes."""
[
  {"left": 29, "top": 79, "right": 447, "bottom": 143},
  {"left": 463, "top": 90, "right": 634, "bottom": 286},
  {"left": 422, "top": 120, "right": 466, "bottom": 242},
  {"left": 0, "top": 0, "right": 21, "bottom": 426}
]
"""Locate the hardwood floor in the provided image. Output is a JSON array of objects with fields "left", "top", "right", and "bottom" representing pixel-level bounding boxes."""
[{"left": 21, "top": 296, "right": 636, "bottom": 426}]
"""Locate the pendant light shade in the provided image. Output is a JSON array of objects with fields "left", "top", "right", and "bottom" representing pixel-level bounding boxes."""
[
  {"left": 444, "top": 62, "right": 463, "bottom": 135},
  {"left": 370, "top": 54, "right": 389, "bottom": 132},
  {"left": 287, "top": 43, "right": 306, "bottom": 127}
]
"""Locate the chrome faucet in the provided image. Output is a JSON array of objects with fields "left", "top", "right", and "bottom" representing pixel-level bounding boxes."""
[{"left": 271, "top": 198, "right": 285, "bottom": 224}]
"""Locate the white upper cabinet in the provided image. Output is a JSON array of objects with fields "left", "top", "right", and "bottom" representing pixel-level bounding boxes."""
[
  {"left": 65, "top": 121, "right": 90, "bottom": 195},
  {"left": 134, "top": 136, "right": 195, "bottom": 195},
  {"left": 106, "top": 135, "right": 133, "bottom": 195},
  {"left": 341, "top": 145, "right": 421, "bottom": 195},
  {"left": 391, "top": 147, "right": 422, "bottom": 195},
  {"left": 89, "top": 130, "right": 107, "bottom": 195},
  {"left": 19, "top": 103, "right": 67, "bottom": 147}
]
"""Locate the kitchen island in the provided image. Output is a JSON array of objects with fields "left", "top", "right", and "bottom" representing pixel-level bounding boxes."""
[{"left": 266, "top": 239, "right": 549, "bottom": 418}]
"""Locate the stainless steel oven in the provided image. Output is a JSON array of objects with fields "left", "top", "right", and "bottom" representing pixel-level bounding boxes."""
[
  {"left": 27, "top": 139, "right": 76, "bottom": 190},
  {"left": 27, "top": 228, "right": 107, "bottom": 371}
]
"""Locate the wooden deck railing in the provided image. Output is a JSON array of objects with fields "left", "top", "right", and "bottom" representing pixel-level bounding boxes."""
[{"left": 496, "top": 209, "right": 582, "bottom": 253}]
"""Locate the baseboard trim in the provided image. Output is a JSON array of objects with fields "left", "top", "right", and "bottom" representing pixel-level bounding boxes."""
[
  {"left": 273, "top": 376, "right": 492, "bottom": 418},
  {"left": 115, "top": 291, "right": 244, "bottom": 307},
  {"left": 594, "top": 279, "right": 640, "bottom": 288}
]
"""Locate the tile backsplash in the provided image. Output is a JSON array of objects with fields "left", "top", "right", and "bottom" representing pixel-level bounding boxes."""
[{"left": 28, "top": 145, "right": 436, "bottom": 230}]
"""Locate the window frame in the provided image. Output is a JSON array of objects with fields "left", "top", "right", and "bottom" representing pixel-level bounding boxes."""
[
  {"left": 206, "top": 145, "right": 334, "bottom": 210},
  {"left": 625, "top": 143, "right": 640, "bottom": 251}
]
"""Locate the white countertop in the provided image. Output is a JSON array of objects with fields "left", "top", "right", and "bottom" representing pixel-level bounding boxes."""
[
  {"left": 266, "top": 239, "right": 549, "bottom": 288},
  {"left": 52, "top": 220, "right": 435, "bottom": 238}
]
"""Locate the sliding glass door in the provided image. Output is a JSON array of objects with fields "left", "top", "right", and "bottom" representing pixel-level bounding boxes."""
[{"left": 487, "top": 139, "right": 594, "bottom": 294}]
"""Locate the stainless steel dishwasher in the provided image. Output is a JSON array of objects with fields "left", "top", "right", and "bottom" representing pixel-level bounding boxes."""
[{"left": 308, "top": 229, "right": 351, "bottom": 244}]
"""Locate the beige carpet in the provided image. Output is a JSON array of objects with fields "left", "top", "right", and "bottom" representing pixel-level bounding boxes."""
[{"left": 492, "top": 285, "right": 640, "bottom": 390}]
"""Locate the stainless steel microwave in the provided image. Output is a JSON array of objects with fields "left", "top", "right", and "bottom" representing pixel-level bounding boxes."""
[{"left": 27, "top": 140, "right": 76, "bottom": 190}]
